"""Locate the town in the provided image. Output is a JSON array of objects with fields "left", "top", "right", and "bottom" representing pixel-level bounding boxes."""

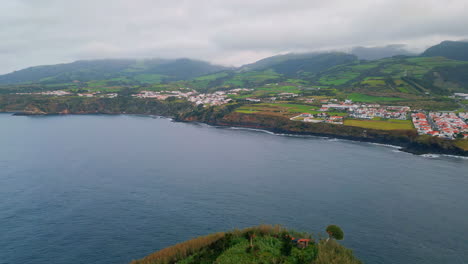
[
  {"left": 412, "top": 112, "right": 468, "bottom": 139},
  {"left": 290, "top": 99, "right": 468, "bottom": 139},
  {"left": 13, "top": 89, "right": 468, "bottom": 139},
  {"left": 132, "top": 89, "right": 233, "bottom": 106},
  {"left": 16, "top": 90, "right": 118, "bottom": 98}
]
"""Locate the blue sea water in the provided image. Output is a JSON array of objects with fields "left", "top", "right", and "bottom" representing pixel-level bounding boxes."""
[{"left": 0, "top": 113, "right": 467, "bottom": 264}]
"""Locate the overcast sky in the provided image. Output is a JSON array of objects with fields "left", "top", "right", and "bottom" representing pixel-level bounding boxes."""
[{"left": 1, "top": 0, "right": 467, "bottom": 74}]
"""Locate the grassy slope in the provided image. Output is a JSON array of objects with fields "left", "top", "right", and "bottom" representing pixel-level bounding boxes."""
[
  {"left": 454, "top": 140, "right": 468, "bottom": 151},
  {"left": 2, "top": 55, "right": 467, "bottom": 100},
  {"left": 315, "top": 56, "right": 468, "bottom": 95},
  {"left": 344, "top": 119, "right": 415, "bottom": 130},
  {"left": 182, "top": 55, "right": 468, "bottom": 99},
  {"left": 347, "top": 93, "right": 405, "bottom": 102},
  {"left": 131, "top": 225, "right": 361, "bottom": 264}
]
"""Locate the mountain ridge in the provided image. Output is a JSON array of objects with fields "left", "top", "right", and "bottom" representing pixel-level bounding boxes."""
[
  {"left": 1, "top": 40, "right": 468, "bottom": 96},
  {"left": 0, "top": 58, "right": 230, "bottom": 85},
  {"left": 421, "top": 40, "right": 468, "bottom": 61}
]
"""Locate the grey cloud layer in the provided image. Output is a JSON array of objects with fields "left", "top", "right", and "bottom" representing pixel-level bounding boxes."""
[{"left": 1, "top": 0, "right": 467, "bottom": 73}]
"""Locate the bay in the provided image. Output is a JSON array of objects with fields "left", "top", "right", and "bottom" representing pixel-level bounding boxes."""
[{"left": 0, "top": 113, "right": 467, "bottom": 264}]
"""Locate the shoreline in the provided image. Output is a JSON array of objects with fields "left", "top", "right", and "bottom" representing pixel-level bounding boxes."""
[
  {"left": 179, "top": 119, "right": 468, "bottom": 157},
  {"left": 222, "top": 125, "right": 468, "bottom": 159},
  {"left": 4, "top": 111, "right": 466, "bottom": 157},
  {"left": 175, "top": 113, "right": 468, "bottom": 157}
]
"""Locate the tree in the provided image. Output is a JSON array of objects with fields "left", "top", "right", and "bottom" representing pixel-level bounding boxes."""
[
  {"left": 280, "top": 232, "right": 292, "bottom": 256},
  {"left": 245, "top": 231, "right": 256, "bottom": 247},
  {"left": 326, "top": 225, "right": 344, "bottom": 241}
]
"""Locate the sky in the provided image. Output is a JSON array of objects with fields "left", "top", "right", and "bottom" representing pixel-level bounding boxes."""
[{"left": 1, "top": 0, "right": 467, "bottom": 74}]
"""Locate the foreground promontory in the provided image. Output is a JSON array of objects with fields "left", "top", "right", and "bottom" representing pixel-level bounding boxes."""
[{"left": 131, "top": 225, "right": 361, "bottom": 264}]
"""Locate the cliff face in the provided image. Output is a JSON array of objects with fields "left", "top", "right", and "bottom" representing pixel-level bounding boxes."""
[
  {"left": 2, "top": 95, "right": 467, "bottom": 156},
  {"left": 179, "top": 111, "right": 468, "bottom": 156},
  {"left": 0, "top": 95, "right": 194, "bottom": 117}
]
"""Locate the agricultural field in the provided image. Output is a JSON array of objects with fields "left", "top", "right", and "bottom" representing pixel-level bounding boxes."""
[
  {"left": 347, "top": 93, "right": 405, "bottom": 102},
  {"left": 361, "top": 78, "right": 387, "bottom": 87},
  {"left": 349, "top": 63, "right": 379, "bottom": 70},
  {"left": 133, "top": 74, "right": 165, "bottom": 84},
  {"left": 285, "top": 78, "right": 310, "bottom": 85},
  {"left": 319, "top": 72, "right": 360, "bottom": 85},
  {"left": 344, "top": 118, "right": 415, "bottom": 130},
  {"left": 226, "top": 85, "right": 302, "bottom": 100},
  {"left": 388, "top": 98, "right": 460, "bottom": 111},
  {"left": 257, "top": 85, "right": 301, "bottom": 94},
  {"left": 235, "top": 103, "right": 347, "bottom": 117},
  {"left": 407, "top": 57, "right": 468, "bottom": 68},
  {"left": 223, "top": 69, "right": 282, "bottom": 87},
  {"left": 194, "top": 72, "right": 229, "bottom": 81}
]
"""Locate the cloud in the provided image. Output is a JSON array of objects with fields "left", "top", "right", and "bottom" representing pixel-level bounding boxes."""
[{"left": 0, "top": 0, "right": 467, "bottom": 73}]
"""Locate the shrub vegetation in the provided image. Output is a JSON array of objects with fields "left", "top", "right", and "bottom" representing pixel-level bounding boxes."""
[{"left": 131, "top": 225, "right": 361, "bottom": 264}]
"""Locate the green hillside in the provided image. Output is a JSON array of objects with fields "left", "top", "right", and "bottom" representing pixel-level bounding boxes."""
[
  {"left": 131, "top": 225, "right": 361, "bottom": 264},
  {"left": 421, "top": 40, "right": 468, "bottom": 61},
  {"left": 240, "top": 52, "right": 357, "bottom": 76},
  {"left": 312, "top": 56, "right": 468, "bottom": 94},
  {"left": 1, "top": 41, "right": 468, "bottom": 98},
  {"left": 0, "top": 58, "right": 229, "bottom": 85},
  {"left": 188, "top": 54, "right": 468, "bottom": 97},
  {"left": 350, "top": 45, "right": 415, "bottom": 60}
]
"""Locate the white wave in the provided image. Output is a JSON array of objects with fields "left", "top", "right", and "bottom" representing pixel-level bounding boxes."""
[
  {"left": 224, "top": 125, "right": 468, "bottom": 159},
  {"left": 421, "top": 154, "right": 441, "bottom": 158},
  {"left": 226, "top": 126, "right": 327, "bottom": 139},
  {"left": 369, "top": 142, "right": 402, "bottom": 149},
  {"left": 441, "top": 154, "right": 468, "bottom": 160},
  {"left": 227, "top": 126, "right": 277, "bottom": 135}
]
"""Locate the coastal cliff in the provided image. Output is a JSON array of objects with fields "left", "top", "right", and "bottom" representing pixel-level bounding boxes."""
[
  {"left": 1, "top": 95, "right": 467, "bottom": 156},
  {"left": 178, "top": 108, "right": 468, "bottom": 156}
]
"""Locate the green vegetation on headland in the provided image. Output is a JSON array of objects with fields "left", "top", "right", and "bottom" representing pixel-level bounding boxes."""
[{"left": 131, "top": 225, "right": 361, "bottom": 264}]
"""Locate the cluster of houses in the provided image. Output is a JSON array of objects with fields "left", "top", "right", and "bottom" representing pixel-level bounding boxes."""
[
  {"left": 429, "top": 112, "right": 468, "bottom": 139},
  {"left": 278, "top": 92, "right": 299, "bottom": 99},
  {"left": 16, "top": 90, "right": 72, "bottom": 96},
  {"left": 77, "top": 92, "right": 117, "bottom": 98},
  {"left": 132, "top": 90, "right": 197, "bottom": 100},
  {"left": 319, "top": 100, "right": 355, "bottom": 111},
  {"left": 459, "top": 112, "right": 468, "bottom": 121},
  {"left": 68, "top": 92, "right": 118, "bottom": 98},
  {"left": 245, "top": 98, "right": 262, "bottom": 102},
  {"left": 227, "top": 88, "right": 253, "bottom": 93},
  {"left": 133, "top": 89, "right": 277, "bottom": 106},
  {"left": 453, "top": 93, "right": 468, "bottom": 100},
  {"left": 77, "top": 92, "right": 95, "bottom": 97},
  {"left": 187, "top": 91, "right": 232, "bottom": 106},
  {"left": 16, "top": 90, "right": 118, "bottom": 98},
  {"left": 348, "top": 106, "right": 410, "bottom": 120},
  {"left": 412, "top": 113, "right": 435, "bottom": 135},
  {"left": 290, "top": 113, "right": 344, "bottom": 125},
  {"left": 319, "top": 100, "right": 410, "bottom": 120},
  {"left": 412, "top": 112, "right": 468, "bottom": 139}
]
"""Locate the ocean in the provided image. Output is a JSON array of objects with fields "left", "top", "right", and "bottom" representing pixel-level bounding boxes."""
[{"left": 1, "top": 113, "right": 467, "bottom": 264}]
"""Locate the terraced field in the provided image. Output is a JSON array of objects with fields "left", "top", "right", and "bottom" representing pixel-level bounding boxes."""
[{"left": 344, "top": 118, "right": 415, "bottom": 130}]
